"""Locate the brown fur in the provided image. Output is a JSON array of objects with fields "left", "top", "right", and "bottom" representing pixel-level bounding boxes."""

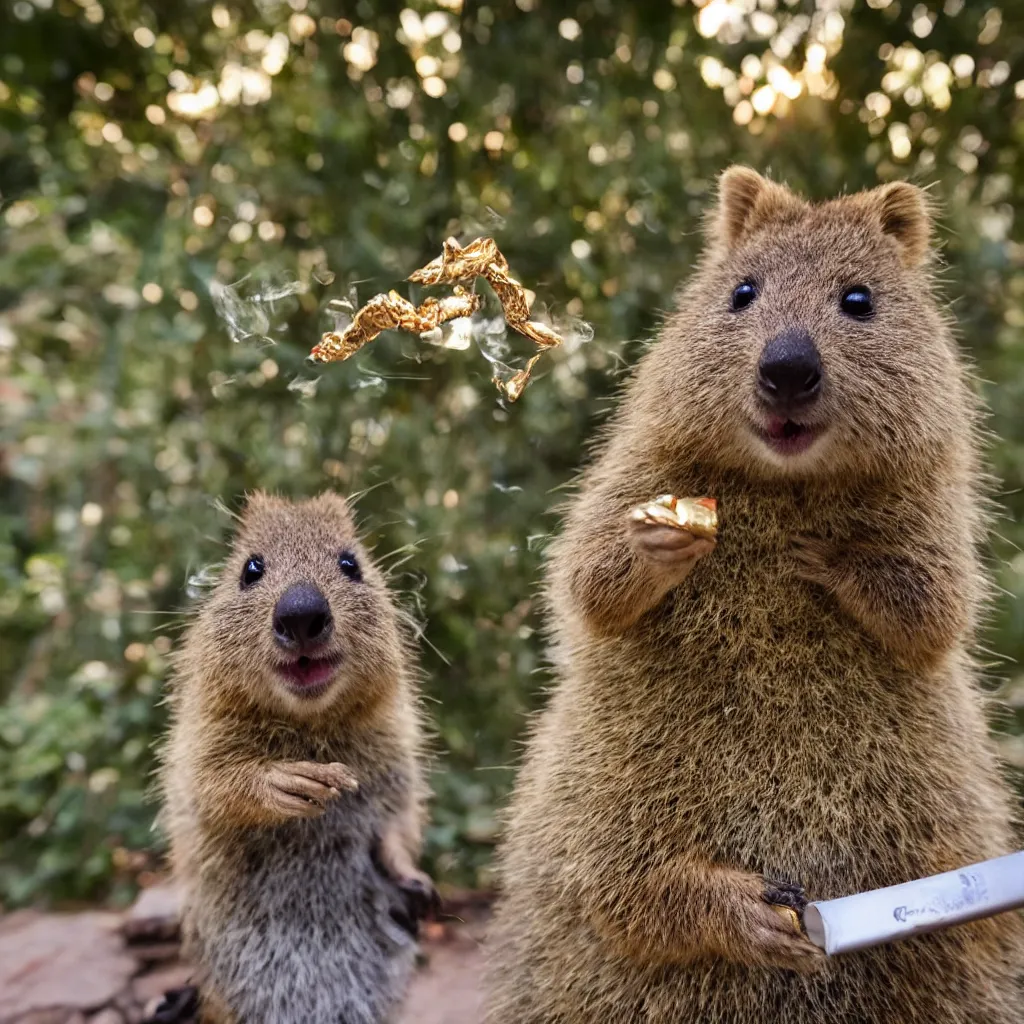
[
  {"left": 483, "top": 168, "right": 1024, "bottom": 1023},
  {"left": 158, "top": 492, "right": 430, "bottom": 1024}
]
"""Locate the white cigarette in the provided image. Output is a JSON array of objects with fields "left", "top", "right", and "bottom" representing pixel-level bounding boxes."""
[{"left": 803, "top": 851, "right": 1024, "bottom": 956}]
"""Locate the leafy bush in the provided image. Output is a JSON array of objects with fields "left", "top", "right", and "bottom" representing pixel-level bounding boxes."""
[{"left": 1, "top": 0, "right": 1022, "bottom": 906}]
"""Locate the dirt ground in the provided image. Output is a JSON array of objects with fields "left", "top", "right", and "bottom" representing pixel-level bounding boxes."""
[
  {"left": 399, "top": 921, "right": 486, "bottom": 1024},
  {"left": 0, "top": 884, "right": 489, "bottom": 1024}
]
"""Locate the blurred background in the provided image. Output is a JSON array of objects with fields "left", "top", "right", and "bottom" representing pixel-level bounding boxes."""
[{"left": 2, "top": 0, "right": 1023, "bottom": 910}]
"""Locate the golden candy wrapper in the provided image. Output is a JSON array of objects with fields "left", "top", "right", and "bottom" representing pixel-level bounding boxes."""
[
  {"left": 629, "top": 495, "right": 719, "bottom": 540},
  {"left": 771, "top": 904, "right": 804, "bottom": 936},
  {"left": 308, "top": 237, "right": 568, "bottom": 401},
  {"left": 310, "top": 288, "right": 481, "bottom": 362}
]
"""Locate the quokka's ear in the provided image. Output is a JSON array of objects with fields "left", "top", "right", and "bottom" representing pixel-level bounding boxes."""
[
  {"left": 865, "top": 180, "right": 933, "bottom": 268},
  {"left": 240, "top": 489, "right": 269, "bottom": 513},
  {"left": 239, "top": 489, "right": 284, "bottom": 520},
  {"left": 708, "top": 166, "right": 807, "bottom": 250},
  {"left": 314, "top": 489, "right": 357, "bottom": 525}
]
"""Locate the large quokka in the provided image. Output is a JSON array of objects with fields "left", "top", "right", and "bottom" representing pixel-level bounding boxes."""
[
  {"left": 484, "top": 168, "right": 1024, "bottom": 1023},
  {"left": 159, "top": 491, "right": 434, "bottom": 1024}
]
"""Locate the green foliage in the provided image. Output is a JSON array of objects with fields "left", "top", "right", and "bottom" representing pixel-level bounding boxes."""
[{"left": 1, "top": 0, "right": 1022, "bottom": 906}]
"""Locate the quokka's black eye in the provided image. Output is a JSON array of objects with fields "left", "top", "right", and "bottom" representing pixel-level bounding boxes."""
[
  {"left": 841, "top": 285, "right": 874, "bottom": 319},
  {"left": 731, "top": 280, "right": 758, "bottom": 311},
  {"left": 338, "top": 550, "right": 362, "bottom": 582},
  {"left": 241, "top": 555, "right": 264, "bottom": 588}
]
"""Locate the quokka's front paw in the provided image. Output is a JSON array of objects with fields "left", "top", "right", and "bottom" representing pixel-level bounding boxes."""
[
  {"left": 262, "top": 760, "right": 358, "bottom": 820},
  {"left": 386, "top": 870, "right": 442, "bottom": 938},
  {"left": 140, "top": 985, "right": 199, "bottom": 1024},
  {"left": 718, "top": 873, "right": 825, "bottom": 975},
  {"left": 626, "top": 517, "right": 716, "bottom": 575},
  {"left": 744, "top": 901, "right": 824, "bottom": 974},
  {"left": 763, "top": 877, "right": 811, "bottom": 916},
  {"left": 397, "top": 869, "right": 442, "bottom": 921},
  {"left": 371, "top": 838, "right": 441, "bottom": 937}
]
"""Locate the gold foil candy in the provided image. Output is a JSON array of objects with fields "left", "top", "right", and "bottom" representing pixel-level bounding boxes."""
[
  {"left": 309, "top": 237, "right": 569, "bottom": 401},
  {"left": 309, "top": 287, "right": 482, "bottom": 363},
  {"left": 629, "top": 495, "right": 719, "bottom": 540},
  {"left": 493, "top": 353, "right": 544, "bottom": 403},
  {"left": 770, "top": 904, "right": 803, "bottom": 935}
]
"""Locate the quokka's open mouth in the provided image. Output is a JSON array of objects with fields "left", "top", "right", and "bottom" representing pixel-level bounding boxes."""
[
  {"left": 275, "top": 653, "right": 342, "bottom": 696},
  {"left": 756, "top": 416, "right": 823, "bottom": 456}
]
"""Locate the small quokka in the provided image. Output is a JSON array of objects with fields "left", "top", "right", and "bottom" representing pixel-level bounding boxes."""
[
  {"left": 158, "top": 491, "right": 433, "bottom": 1024},
  {"left": 484, "top": 168, "right": 1024, "bottom": 1023}
]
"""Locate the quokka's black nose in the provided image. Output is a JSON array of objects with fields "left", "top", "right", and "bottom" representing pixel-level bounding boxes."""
[
  {"left": 757, "top": 329, "right": 823, "bottom": 410},
  {"left": 272, "top": 583, "right": 333, "bottom": 649}
]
